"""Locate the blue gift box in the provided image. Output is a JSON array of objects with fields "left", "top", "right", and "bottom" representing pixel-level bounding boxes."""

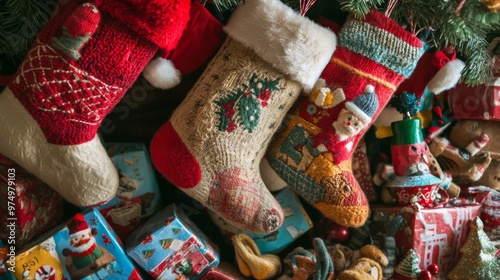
[
  {"left": 209, "top": 187, "right": 313, "bottom": 254},
  {"left": 126, "top": 204, "right": 220, "bottom": 280},
  {"left": 8, "top": 208, "right": 141, "bottom": 280},
  {"left": 92, "top": 143, "right": 162, "bottom": 239}
]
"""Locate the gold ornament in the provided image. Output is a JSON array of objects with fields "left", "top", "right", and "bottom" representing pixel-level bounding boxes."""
[{"left": 481, "top": 0, "right": 500, "bottom": 12}]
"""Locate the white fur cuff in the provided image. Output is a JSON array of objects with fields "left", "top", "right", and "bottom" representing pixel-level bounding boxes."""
[
  {"left": 224, "top": 0, "right": 336, "bottom": 92},
  {"left": 427, "top": 59, "right": 465, "bottom": 95}
]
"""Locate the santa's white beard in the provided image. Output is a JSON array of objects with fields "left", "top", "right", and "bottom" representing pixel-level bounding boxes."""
[
  {"left": 71, "top": 236, "right": 96, "bottom": 253},
  {"left": 332, "top": 121, "right": 350, "bottom": 141}
]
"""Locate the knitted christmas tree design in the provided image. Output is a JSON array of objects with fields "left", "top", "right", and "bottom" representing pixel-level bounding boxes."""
[{"left": 216, "top": 73, "right": 280, "bottom": 133}]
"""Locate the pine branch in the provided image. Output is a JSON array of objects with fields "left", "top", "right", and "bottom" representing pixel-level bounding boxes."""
[
  {"left": 461, "top": 48, "right": 494, "bottom": 86},
  {"left": 0, "top": 0, "right": 57, "bottom": 56},
  {"left": 462, "top": 1, "right": 500, "bottom": 32},
  {"left": 388, "top": 0, "right": 439, "bottom": 35},
  {"left": 338, "top": 0, "right": 384, "bottom": 19},
  {"left": 432, "top": 1, "right": 494, "bottom": 85},
  {"left": 210, "top": 0, "right": 244, "bottom": 11}
]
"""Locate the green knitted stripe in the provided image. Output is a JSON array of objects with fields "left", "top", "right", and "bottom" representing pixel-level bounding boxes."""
[
  {"left": 339, "top": 20, "right": 423, "bottom": 77},
  {"left": 270, "top": 157, "right": 324, "bottom": 204}
]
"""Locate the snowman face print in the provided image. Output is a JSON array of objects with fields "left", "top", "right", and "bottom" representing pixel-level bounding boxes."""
[{"left": 333, "top": 108, "right": 367, "bottom": 140}]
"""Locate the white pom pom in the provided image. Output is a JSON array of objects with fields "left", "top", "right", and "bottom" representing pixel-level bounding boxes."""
[
  {"left": 365, "top": 84, "right": 375, "bottom": 93},
  {"left": 142, "top": 57, "right": 181, "bottom": 90},
  {"left": 427, "top": 59, "right": 465, "bottom": 95}
]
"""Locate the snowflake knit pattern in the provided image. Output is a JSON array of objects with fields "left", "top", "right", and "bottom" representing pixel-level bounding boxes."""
[{"left": 265, "top": 9, "right": 424, "bottom": 228}]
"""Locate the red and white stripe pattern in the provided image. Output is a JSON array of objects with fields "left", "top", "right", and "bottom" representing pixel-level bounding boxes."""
[{"left": 35, "top": 265, "right": 56, "bottom": 280}]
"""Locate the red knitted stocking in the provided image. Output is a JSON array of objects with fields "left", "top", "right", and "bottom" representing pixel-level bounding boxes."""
[
  {"left": 0, "top": 0, "right": 190, "bottom": 206},
  {"left": 265, "top": 10, "right": 424, "bottom": 227}
]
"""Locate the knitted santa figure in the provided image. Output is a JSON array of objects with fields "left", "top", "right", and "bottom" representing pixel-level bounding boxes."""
[
  {"left": 0, "top": 0, "right": 191, "bottom": 206},
  {"left": 314, "top": 85, "right": 379, "bottom": 163},
  {"left": 263, "top": 9, "right": 425, "bottom": 228}
]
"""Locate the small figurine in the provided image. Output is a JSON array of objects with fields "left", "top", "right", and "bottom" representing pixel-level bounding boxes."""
[{"left": 62, "top": 214, "right": 115, "bottom": 280}]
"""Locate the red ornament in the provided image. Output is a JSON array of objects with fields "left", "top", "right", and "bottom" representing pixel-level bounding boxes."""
[
  {"left": 426, "top": 263, "right": 439, "bottom": 275},
  {"left": 418, "top": 269, "right": 432, "bottom": 280},
  {"left": 325, "top": 221, "right": 350, "bottom": 243}
]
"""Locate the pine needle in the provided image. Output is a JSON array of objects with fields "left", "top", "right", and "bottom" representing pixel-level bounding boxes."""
[
  {"left": 0, "top": 0, "right": 57, "bottom": 56},
  {"left": 338, "top": 0, "right": 384, "bottom": 19},
  {"left": 211, "top": 0, "right": 245, "bottom": 11}
]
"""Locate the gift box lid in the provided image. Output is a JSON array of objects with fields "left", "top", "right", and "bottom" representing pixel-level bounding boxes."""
[{"left": 99, "top": 142, "right": 162, "bottom": 213}]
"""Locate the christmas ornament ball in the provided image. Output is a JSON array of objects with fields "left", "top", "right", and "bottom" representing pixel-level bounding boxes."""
[
  {"left": 426, "top": 264, "right": 439, "bottom": 275},
  {"left": 419, "top": 270, "right": 432, "bottom": 280},
  {"left": 325, "top": 221, "right": 350, "bottom": 243}
]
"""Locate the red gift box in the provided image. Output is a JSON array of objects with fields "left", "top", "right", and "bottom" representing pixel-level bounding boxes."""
[
  {"left": 448, "top": 78, "right": 500, "bottom": 121},
  {"left": 480, "top": 191, "right": 500, "bottom": 247},
  {"left": 0, "top": 157, "right": 64, "bottom": 247},
  {"left": 372, "top": 195, "right": 486, "bottom": 278}
]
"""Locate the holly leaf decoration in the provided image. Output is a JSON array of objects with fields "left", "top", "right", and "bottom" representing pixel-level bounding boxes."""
[
  {"left": 216, "top": 73, "right": 281, "bottom": 133},
  {"left": 216, "top": 89, "right": 240, "bottom": 132}
]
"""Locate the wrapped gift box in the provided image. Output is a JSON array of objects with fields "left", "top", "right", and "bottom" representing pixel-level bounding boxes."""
[
  {"left": 126, "top": 204, "right": 220, "bottom": 280},
  {"left": 0, "top": 158, "right": 64, "bottom": 247},
  {"left": 208, "top": 187, "right": 313, "bottom": 254},
  {"left": 448, "top": 78, "right": 500, "bottom": 121},
  {"left": 92, "top": 143, "right": 162, "bottom": 239},
  {"left": 480, "top": 191, "right": 500, "bottom": 247},
  {"left": 8, "top": 208, "right": 141, "bottom": 280},
  {"left": 371, "top": 195, "right": 486, "bottom": 278}
]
